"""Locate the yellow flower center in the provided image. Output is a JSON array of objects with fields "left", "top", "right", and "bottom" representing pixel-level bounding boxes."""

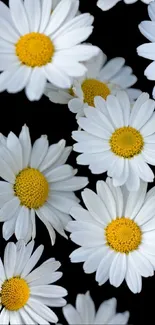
[
  {"left": 105, "top": 217, "right": 142, "bottom": 254},
  {"left": 81, "top": 79, "right": 110, "bottom": 106},
  {"left": 14, "top": 168, "right": 49, "bottom": 209},
  {"left": 1, "top": 277, "right": 30, "bottom": 311},
  {"left": 16, "top": 32, "right": 55, "bottom": 67},
  {"left": 110, "top": 126, "right": 144, "bottom": 158}
]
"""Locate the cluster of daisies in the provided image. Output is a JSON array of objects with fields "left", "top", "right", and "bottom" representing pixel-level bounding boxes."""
[{"left": 1, "top": 0, "right": 155, "bottom": 324}]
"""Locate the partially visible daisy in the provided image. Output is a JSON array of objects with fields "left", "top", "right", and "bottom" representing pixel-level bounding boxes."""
[
  {"left": 63, "top": 291, "right": 130, "bottom": 324},
  {"left": 45, "top": 50, "right": 141, "bottom": 119},
  {"left": 67, "top": 178, "right": 155, "bottom": 293},
  {"left": 0, "top": 125, "right": 88, "bottom": 244},
  {"left": 0, "top": 240, "right": 67, "bottom": 324},
  {"left": 137, "top": 2, "right": 155, "bottom": 99},
  {"left": 72, "top": 91, "right": 155, "bottom": 191},
  {"left": 97, "top": 0, "right": 153, "bottom": 11},
  {"left": 0, "top": 0, "right": 99, "bottom": 101}
]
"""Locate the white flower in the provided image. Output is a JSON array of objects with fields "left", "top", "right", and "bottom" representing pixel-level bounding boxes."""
[
  {"left": 72, "top": 91, "right": 155, "bottom": 191},
  {"left": 137, "top": 2, "right": 155, "bottom": 99},
  {"left": 62, "top": 291, "right": 130, "bottom": 324},
  {"left": 44, "top": 50, "right": 141, "bottom": 119},
  {"left": 0, "top": 125, "right": 88, "bottom": 244},
  {"left": 97, "top": 0, "right": 153, "bottom": 11},
  {"left": 0, "top": 0, "right": 99, "bottom": 101},
  {"left": 67, "top": 178, "right": 155, "bottom": 293},
  {"left": 0, "top": 240, "right": 67, "bottom": 324}
]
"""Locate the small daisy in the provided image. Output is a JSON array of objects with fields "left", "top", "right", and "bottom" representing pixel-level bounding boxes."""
[
  {"left": 45, "top": 50, "right": 141, "bottom": 119},
  {"left": 0, "top": 0, "right": 99, "bottom": 101},
  {"left": 137, "top": 2, "right": 155, "bottom": 99},
  {"left": 0, "top": 240, "right": 67, "bottom": 324},
  {"left": 97, "top": 0, "right": 153, "bottom": 11},
  {"left": 63, "top": 292, "right": 130, "bottom": 324},
  {"left": 72, "top": 91, "right": 155, "bottom": 191},
  {"left": 0, "top": 125, "right": 88, "bottom": 244},
  {"left": 67, "top": 178, "right": 155, "bottom": 293}
]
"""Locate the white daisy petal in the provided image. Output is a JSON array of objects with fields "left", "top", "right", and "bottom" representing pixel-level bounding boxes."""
[
  {"left": 50, "top": 176, "right": 88, "bottom": 191},
  {"left": 39, "top": 0, "right": 52, "bottom": 33},
  {"left": 36, "top": 210, "right": 56, "bottom": 246},
  {"left": 2, "top": 214, "right": 17, "bottom": 240},
  {"left": 130, "top": 92, "right": 149, "bottom": 122},
  {"left": 9, "top": 0, "right": 29, "bottom": 34},
  {"left": 76, "top": 292, "right": 95, "bottom": 324},
  {"left": 16, "top": 240, "right": 34, "bottom": 275},
  {"left": 0, "top": 308, "right": 10, "bottom": 325},
  {"left": 0, "top": 2, "right": 12, "bottom": 24},
  {"left": 0, "top": 54, "right": 19, "bottom": 71},
  {"left": 27, "top": 299, "right": 58, "bottom": 323},
  {"left": 131, "top": 99, "right": 155, "bottom": 130},
  {"left": 24, "top": 0, "right": 41, "bottom": 32},
  {"left": 31, "top": 284, "right": 67, "bottom": 298},
  {"left": 7, "top": 132, "right": 23, "bottom": 171},
  {"left": 0, "top": 17, "right": 19, "bottom": 43},
  {"left": 4, "top": 242, "right": 17, "bottom": 279},
  {"left": 30, "top": 135, "right": 48, "bottom": 169},
  {"left": 49, "top": 194, "right": 78, "bottom": 214},
  {"left": 95, "top": 298, "right": 117, "bottom": 324},
  {"left": 99, "top": 57, "right": 125, "bottom": 80},
  {"left": 96, "top": 250, "right": 115, "bottom": 284},
  {"left": 125, "top": 254, "right": 142, "bottom": 294},
  {"left": 25, "top": 68, "right": 46, "bottom": 101},
  {"left": 109, "top": 253, "right": 126, "bottom": 287},
  {"left": 83, "top": 246, "right": 109, "bottom": 274},
  {"left": 63, "top": 304, "right": 82, "bottom": 324},
  {"left": 125, "top": 181, "right": 147, "bottom": 219},
  {"left": 23, "top": 305, "right": 49, "bottom": 325},
  {"left": 82, "top": 188, "right": 111, "bottom": 225},
  {"left": 130, "top": 251, "right": 154, "bottom": 277},
  {"left": 15, "top": 206, "right": 30, "bottom": 240},
  {"left": 39, "top": 139, "right": 66, "bottom": 172},
  {"left": 0, "top": 197, "right": 20, "bottom": 222},
  {"left": 0, "top": 258, "right": 6, "bottom": 281},
  {"left": 19, "top": 124, "right": 31, "bottom": 169},
  {"left": 21, "top": 245, "right": 44, "bottom": 278},
  {"left": 53, "top": 26, "right": 93, "bottom": 50},
  {"left": 39, "top": 203, "right": 67, "bottom": 238},
  {"left": 44, "top": 0, "right": 72, "bottom": 36},
  {"left": 7, "top": 65, "right": 31, "bottom": 94},
  {"left": 0, "top": 156, "right": 15, "bottom": 183},
  {"left": 9, "top": 311, "right": 23, "bottom": 325},
  {"left": 109, "top": 311, "right": 130, "bottom": 325},
  {"left": 45, "top": 164, "right": 75, "bottom": 182},
  {"left": 106, "top": 95, "right": 124, "bottom": 128},
  {"left": 44, "top": 63, "right": 71, "bottom": 89},
  {"left": 70, "top": 247, "right": 96, "bottom": 263}
]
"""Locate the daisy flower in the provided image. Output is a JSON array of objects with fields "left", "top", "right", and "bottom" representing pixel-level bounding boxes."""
[
  {"left": 67, "top": 178, "right": 155, "bottom": 293},
  {"left": 72, "top": 91, "right": 155, "bottom": 191},
  {"left": 63, "top": 292, "right": 130, "bottom": 324},
  {"left": 0, "top": 0, "right": 99, "bottom": 101},
  {"left": 0, "top": 240, "right": 67, "bottom": 324},
  {"left": 97, "top": 0, "right": 153, "bottom": 11},
  {"left": 0, "top": 125, "right": 88, "bottom": 244},
  {"left": 137, "top": 2, "right": 155, "bottom": 99},
  {"left": 44, "top": 50, "right": 141, "bottom": 119}
]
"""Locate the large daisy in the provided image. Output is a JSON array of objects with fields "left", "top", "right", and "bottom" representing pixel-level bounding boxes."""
[
  {"left": 137, "top": 2, "right": 155, "bottom": 99},
  {"left": 72, "top": 91, "right": 155, "bottom": 191},
  {"left": 63, "top": 292, "right": 130, "bottom": 324},
  {"left": 0, "top": 240, "right": 67, "bottom": 324},
  {"left": 0, "top": 125, "right": 88, "bottom": 244},
  {"left": 0, "top": 0, "right": 99, "bottom": 101},
  {"left": 67, "top": 178, "right": 155, "bottom": 293},
  {"left": 45, "top": 50, "right": 141, "bottom": 119},
  {"left": 97, "top": 0, "right": 153, "bottom": 11}
]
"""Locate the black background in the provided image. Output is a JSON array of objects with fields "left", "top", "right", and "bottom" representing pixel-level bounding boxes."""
[{"left": 0, "top": 0, "right": 154, "bottom": 324}]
